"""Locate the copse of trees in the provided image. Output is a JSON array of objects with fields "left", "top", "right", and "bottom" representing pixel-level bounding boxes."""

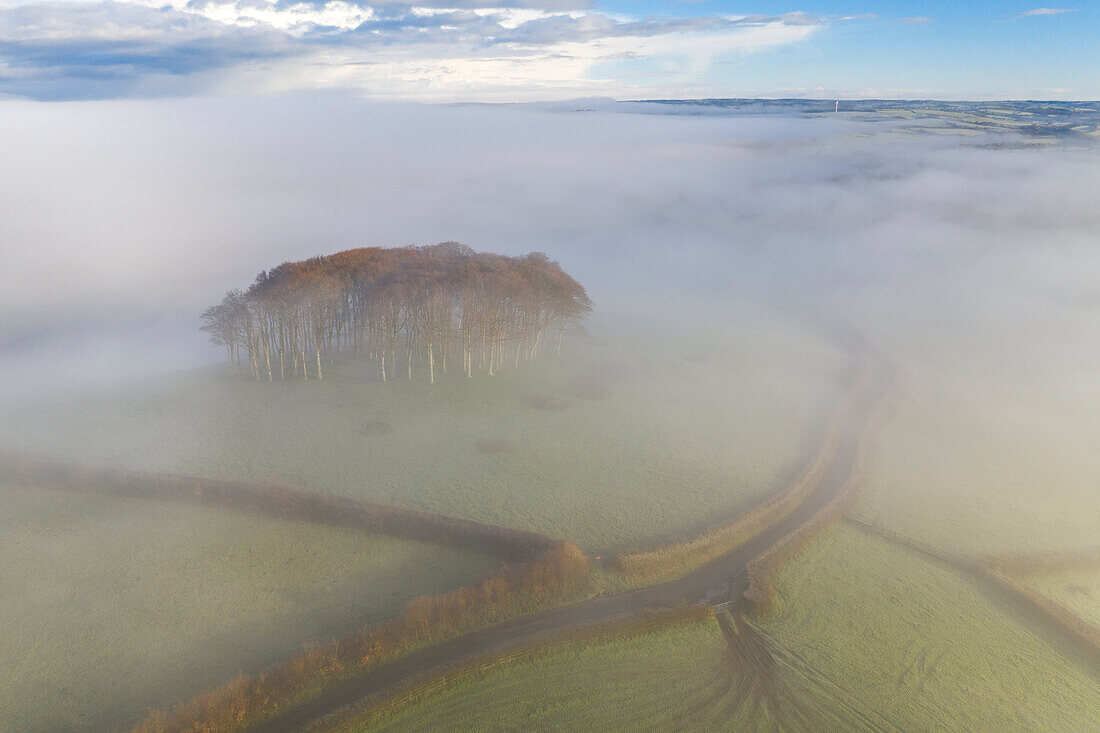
[{"left": 202, "top": 243, "right": 592, "bottom": 382}]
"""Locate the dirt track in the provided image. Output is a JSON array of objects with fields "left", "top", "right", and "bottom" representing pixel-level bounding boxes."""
[{"left": 249, "top": 348, "right": 895, "bottom": 733}]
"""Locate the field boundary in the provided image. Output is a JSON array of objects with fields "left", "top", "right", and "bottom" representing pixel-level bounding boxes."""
[
  {"left": 842, "top": 515, "right": 978, "bottom": 570},
  {"left": 842, "top": 516, "right": 1100, "bottom": 668},
  {"left": 743, "top": 358, "right": 899, "bottom": 615},
  {"left": 0, "top": 450, "right": 556, "bottom": 561},
  {"left": 981, "top": 566, "right": 1100, "bottom": 660},
  {"left": 133, "top": 542, "right": 591, "bottom": 733},
  {"left": 983, "top": 549, "right": 1100, "bottom": 576},
  {"left": 608, "top": 354, "right": 862, "bottom": 583},
  {"left": 306, "top": 605, "right": 714, "bottom": 732}
]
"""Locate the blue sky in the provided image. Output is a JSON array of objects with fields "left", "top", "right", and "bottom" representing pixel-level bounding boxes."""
[{"left": 0, "top": 0, "right": 1094, "bottom": 100}]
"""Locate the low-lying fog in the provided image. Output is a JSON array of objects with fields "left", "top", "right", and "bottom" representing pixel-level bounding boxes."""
[
  {"left": 4, "top": 95, "right": 1097, "bottom": 400},
  {"left": 3, "top": 93, "right": 1100, "bottom": 733}
]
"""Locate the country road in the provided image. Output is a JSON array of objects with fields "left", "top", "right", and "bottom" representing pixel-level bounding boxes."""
[{"left": 251, "top": 348, "right": 895, "bottom": 733}]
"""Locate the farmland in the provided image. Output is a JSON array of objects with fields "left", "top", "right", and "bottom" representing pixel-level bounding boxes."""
[
  {"left": 0, "top": 317, "right": 843, "bottom": 553},
  {"left": 353, "top": 526, "right": 1100, "bottom": 732},
  {"left": 351, "top": 620, "right": 730, "bottom": 732},
  {"left": 0, "top": 483, "right": 498, "bottom": 733},
  {"left": 1027, "top": 569, "right": 1100, "bottom": 628},
  {"left": 757, "top": 526, "right": 1100, "bottom": 731}
]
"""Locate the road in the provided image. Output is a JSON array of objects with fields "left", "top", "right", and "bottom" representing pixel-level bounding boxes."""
[{"left": 252, "top": 349, "right": 894, "bottom": 733}]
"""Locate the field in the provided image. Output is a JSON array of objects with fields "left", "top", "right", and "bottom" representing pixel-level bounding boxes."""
[
  {"left": 355, "top": 526, "right": 1100, "bottom": 732},
  {"left": 1027, "top": 569, "right": 1100, "bottom": 628},
  {"left": 757, "top": 526, "right": 1100, "bottom": 731},
  {"left": 0, "top": 483, "right": 498, "bottom": 733},
  {"left": 0, "top": 317, "right": 843, "bottom": 553},
  {"left": 353, "top": 620, "right": 731, "bottom": 732}
]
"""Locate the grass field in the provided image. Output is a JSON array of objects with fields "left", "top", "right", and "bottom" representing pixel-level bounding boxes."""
[
  {"left": 0, "top": 483, "right": 499, "bottom": 733},
  {"left": 0, "top": 317, "right": 843, "bottom": 553},
  {"left": 356, "top": 526, "right": 1100, "bottom": 732},
  {"left": 758, "top": 526, "right": 1100, "bottom": 731},
  {"left": 354, "top": 620, "right": 732, "bottom": 732},
  {"left": 1026, "top": 569, "right": 1100, "bottom": 628}
]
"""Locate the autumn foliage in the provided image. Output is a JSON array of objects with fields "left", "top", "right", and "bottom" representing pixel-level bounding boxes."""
[
  {"left": 323, "top": 605, "right": 714, "bottom": 732},
  {"left": 133, "top": 542, "right": 591, "bottom": 733},
  {"left": 201, "top": 243, "right": 592, "bottom": 383},
  {"left": 0, "top": 451, "right": 595, "bottom": 733}
]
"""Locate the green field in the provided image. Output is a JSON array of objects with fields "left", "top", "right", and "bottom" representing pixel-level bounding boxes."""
[
  {"left": 758, "top": 526, "right": 1100, "bottom": 731},
  {"left": 0, "top": 318, "right": 843, "bottom": 553},
  {"left": 355, "top": 620, "right": 732, "bottom": 732},
  {"left": 0, "top": 483, "right": 499, "bottom": 733},
  {"left": 357, "top": 526, "right": 1100, "bottom": 731},
  {"left": 1027, "top": 568, "right": 1100, "bottom": 628}
]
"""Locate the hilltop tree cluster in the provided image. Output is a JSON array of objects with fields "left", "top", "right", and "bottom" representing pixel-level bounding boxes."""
[{"left": 201, "top": 243, "right": 592, "bottom": 382}]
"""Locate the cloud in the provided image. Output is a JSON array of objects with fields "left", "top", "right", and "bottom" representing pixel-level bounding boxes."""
[
  {"left": 0, "top": 1, "right": 824, "bottom": 99},
  {"left": 0, "top": 2, "right": 297, "bottom": 98},
  {"left": 1009, "top": 8, "right": 1077, "bottom": 20}
]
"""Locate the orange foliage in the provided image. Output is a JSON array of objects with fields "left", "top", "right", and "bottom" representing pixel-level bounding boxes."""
[{"left": 132, "top": 543, "right": 591, "bottom": 733}]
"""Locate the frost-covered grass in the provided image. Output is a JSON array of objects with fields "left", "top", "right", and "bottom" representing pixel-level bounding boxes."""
[
  {"left": 759, "top": 526, "right": 1100, "bottom": 731},
  {"left": 359, "top": 527, "right": 1100, "bottom": 732},
  {"left": 1026, "top": 568, "right": 1100, "bottom": 628},
  {"left": 0, "top": 484, "right": 498, "bottom": 733},
  {"left": 355, "top": 620, "right": 729, "bottom": 733},
  {"left": 0, "top": 317, "right": 843, "bottom": 553}
]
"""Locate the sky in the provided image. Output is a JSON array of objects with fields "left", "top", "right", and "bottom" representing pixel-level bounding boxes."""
[{"left": 0, "top": 0, "right": 1095, "bottom": 100}]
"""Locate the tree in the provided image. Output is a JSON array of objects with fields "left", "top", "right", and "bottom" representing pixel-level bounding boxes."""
[{"left": 204, "top": 244, "right": 591, "bottom": 383}]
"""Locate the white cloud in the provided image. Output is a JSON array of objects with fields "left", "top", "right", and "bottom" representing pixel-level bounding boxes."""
[
  {"left": 1010, "top": 8, "right": 1077, "bottom": 20},
  {"left": 0, "top": 1, "right": 823, "bottom": 99}
]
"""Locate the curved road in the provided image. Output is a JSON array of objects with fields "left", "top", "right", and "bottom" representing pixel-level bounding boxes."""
[{"left": 253, "top": 349, "right": 895, "bottom": 733}]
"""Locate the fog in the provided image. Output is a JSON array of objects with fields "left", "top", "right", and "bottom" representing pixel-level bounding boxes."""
[
  {"left": 3, "top": 96, "right": 1100, "bottom": 732},
  {"left": 2, "top": 95, "right": 1099, "bottom": 398}
]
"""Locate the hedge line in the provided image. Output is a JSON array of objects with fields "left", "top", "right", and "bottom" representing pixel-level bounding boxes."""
[
  {"left": 310, "top": 605, "right": 715, "bottom": 732},
  {"left": 133, "top": 542, "right": 592, "bottom": 733},
  {"left": 0, "top": 450, "right": 556, "bottom": 561},
  {"left": 984, "top": 548, "right": 1100, "bottom": 576},
  {"left": 744, "top": 361, "right": 896, "bottom": 616},
  {"left": 983, "top": 566, "right": 1100, "bottom": 660},
  {"left": 607, "top": 361, "right": 866, "bottom": 583}
]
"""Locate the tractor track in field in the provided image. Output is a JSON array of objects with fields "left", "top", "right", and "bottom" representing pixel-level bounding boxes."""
[{"left": 248, "top": 347, "right": 896, "bottom": 733}]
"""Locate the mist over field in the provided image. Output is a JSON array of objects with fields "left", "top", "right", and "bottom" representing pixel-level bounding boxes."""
[
  {"left": 2, "top": 96, "right": 1099, "bottom": 731},
  {"left": 5, "top": 95, "right": 1098, "bottom": 398}
]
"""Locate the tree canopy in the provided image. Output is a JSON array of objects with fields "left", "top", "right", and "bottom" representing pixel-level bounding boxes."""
[{"left": 201, "top": 243, "right": 592, "bottom": 382}]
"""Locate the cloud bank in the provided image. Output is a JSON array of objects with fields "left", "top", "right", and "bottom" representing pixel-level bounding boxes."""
[{"left": 2, "top": 95, "right": 1100, "bottom": 396}]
